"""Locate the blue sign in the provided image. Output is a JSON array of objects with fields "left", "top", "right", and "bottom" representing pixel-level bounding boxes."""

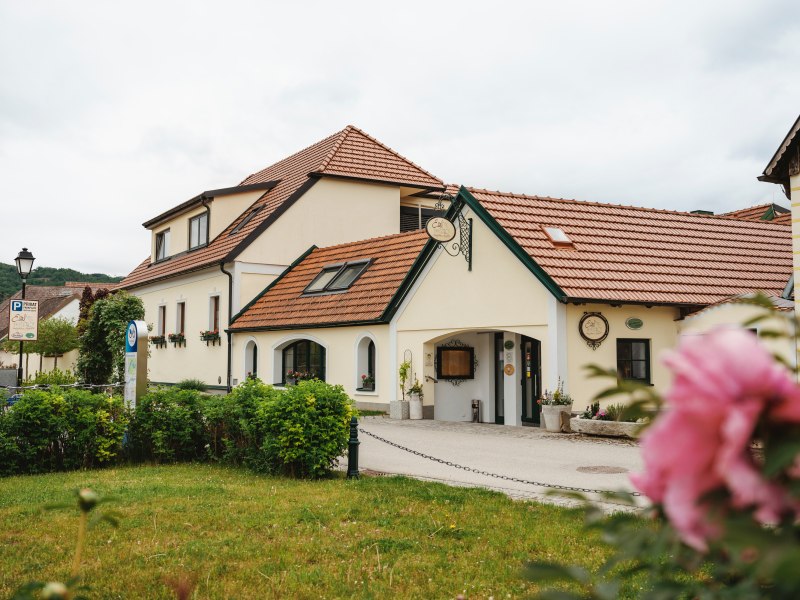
[
  {"left": 11, "top": 300, "right": 22, "bottom": 311},
  {"left": 125, "top": 321, "right": 138, "bottom": 353}
]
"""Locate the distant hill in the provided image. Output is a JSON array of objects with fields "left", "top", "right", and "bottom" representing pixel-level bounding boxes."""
[{"left": 0, "top": 263, "right": 123, "bottom": 302}]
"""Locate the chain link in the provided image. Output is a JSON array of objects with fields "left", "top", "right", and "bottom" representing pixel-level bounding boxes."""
[
  {"left": 358, "top": 426, "right": 642, "bottom": 497},
  {"left": 1, "top": 383, "right": 124, "bottom": 392}
]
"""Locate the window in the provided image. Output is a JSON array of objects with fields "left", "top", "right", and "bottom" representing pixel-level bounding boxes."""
[
  {"left": 542, "top": 226, "right": 573, "bottom": 247},
  {"left": 617, "top": 339, "right": 650, "bottom": 383},
  {"left": 157, "top": 305, "right": 166, "bottom": 336},
  {"left": 176, "top": 302, "right": 185, "bottom": 335},
  {"left": 400, "top": 205, "right": 437, "bottom": 232},
  {"left": 304, "top": 261, "right": 371, "bottom": 294},
  {"left": 436, "top": 346, "right": 475, "bottom": 380},
  {"left": 356, "top": 337, "right": 376, "bottom": 391},
  {"left": 189, "top": 213, "right": 208, "bottom": 249},
  {"left": 282, "top": 340, "right": 326, "bottom": 383},
  {"left": 245, "top": 340, "right": 258, "bottom": 379},
  {"left": 155, "top": 229, "right": 170, "bottom": 261},
  {"left": 230, "top": 206, "right": 262, "bottom": 235},
  {"left": 210, "top": 296, "right": 220, "bottom": 332}
]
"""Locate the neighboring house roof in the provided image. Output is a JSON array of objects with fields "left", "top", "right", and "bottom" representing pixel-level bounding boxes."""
[
  {"left": 721, "top": 203, "right": 790, "bottom": 223},
  {"left": 760, "top": 114, "right": 800, "bottom": 188},
  {"left": 461, "top": 187, "right": 792, "bottom": 306},
  {"left": 0, "top": 286, "right": 81, "bottom": 340},
  {"left": 229, "top": 230, "right": 429, "bottom": 331},
  {"left": 64, "top": 281, "right": 115, "bottom": 293},
  {"left": 121, "top": 125, "right": 444, "bottom": 290},
  {"left": 682, "top": 292, "right": 794, "bottom": 319}
]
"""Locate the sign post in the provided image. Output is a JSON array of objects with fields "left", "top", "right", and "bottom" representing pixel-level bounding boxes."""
[{"left": 124, "top": 320, "right": 148, "bottom": 408}]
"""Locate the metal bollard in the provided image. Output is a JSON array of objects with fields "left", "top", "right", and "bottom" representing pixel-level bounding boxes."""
[{"left": 347, "top": 415, "right": 360, "bottom": 479}]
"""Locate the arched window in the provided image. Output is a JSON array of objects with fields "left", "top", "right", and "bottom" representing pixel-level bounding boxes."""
[
  {"left": 282, "top": 340, "right": 326, "bottom": 383},
  {"left": 245, "top": 340, "right": 258, "bottom": 379},
  {"left": 356, "top": 337, "right": 376, "bottom": 391}
]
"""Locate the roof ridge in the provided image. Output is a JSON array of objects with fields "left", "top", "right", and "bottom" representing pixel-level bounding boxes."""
[
  {"left": 313, "top": 124, "right": 443, "bottom": 185},
  {"left": 309, "top": 229, "right": 428, "bottom": 254},
  {"left": 719, "top": 202, "right": 773, "bottom": 215},
  {"left": 238, "top": 129, "right": 343, "bottom": 185},
  {"left": 315, "top": 126, "right": 353, "bottom": 173},
  {"left": 467, "top": 187, "right": 792, "bottom": 227}
]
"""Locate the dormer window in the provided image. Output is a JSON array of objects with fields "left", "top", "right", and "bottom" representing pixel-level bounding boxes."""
[
  {"left": 189, "top": 213, "right": 209, "bottom": 249},
  {"left": 155, "top": 229, "right": 170, "bottom": 261},
  {"left": 543, "top": 226, "right": 574, "bottom": 248},
  {"left": 304, "top": 260, "right": 371, "bottom": 294}
]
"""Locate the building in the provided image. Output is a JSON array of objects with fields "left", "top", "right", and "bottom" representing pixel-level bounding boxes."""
[{"left": 122, "top": 124, "right": 793, "bottom": 423}]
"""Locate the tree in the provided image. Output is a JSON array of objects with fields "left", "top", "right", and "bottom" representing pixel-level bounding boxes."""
[
  {"left": 76, "top": 291, "right": 144, "bottom": 384},
  {"left": 36, "top": 317, "right": 79, "bottom": 370}
]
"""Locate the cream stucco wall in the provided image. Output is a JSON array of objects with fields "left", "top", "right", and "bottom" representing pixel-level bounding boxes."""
[
  {"left": 792, "top": 173, "right": 800, "bottom": 318},
  {"left": 133, "top": 268, "right": 229, "bottom": 386},
  {"left": 237, "top": 178, "right": 401, "bottom": 266},
  {"left": 394, "top": 207, "right": 559, "bottom": 425},
  {"left": 565, "top": 303, "right": 680, "bottom": 410},
  {"left": 679, "top": 302, "right": 796, "bottom": 368},
  {"left": 230, "top": 325, "right": 391, "bottom": 405}
]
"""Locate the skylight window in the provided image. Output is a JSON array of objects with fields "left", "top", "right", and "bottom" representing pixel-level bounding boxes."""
[
  {"left": 304, "top": 260, "right": 371, "bottom": 294},
  {"left": 230, "top": 206, "right": 263, "bottom": 235},
  {"left": 543, "top": 226, "right": 574, "bottom": 247}
]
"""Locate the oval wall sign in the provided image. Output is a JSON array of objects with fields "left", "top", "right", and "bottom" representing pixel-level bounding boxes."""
[
  {"left": 425, "top": 217, "right": 457, "bottom": 243},
  {"left": 626, "top": 317, "right": 643, "bottom": 330}
]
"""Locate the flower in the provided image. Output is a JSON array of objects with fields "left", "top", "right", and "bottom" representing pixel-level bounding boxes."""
[{"left": 631, "top": 327, "right": 800, "bottom": 551}]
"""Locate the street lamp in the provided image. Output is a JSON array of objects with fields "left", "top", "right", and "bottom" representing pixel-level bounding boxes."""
[{"left": 14, "top": 248, "right": 35, "bottom": 386}]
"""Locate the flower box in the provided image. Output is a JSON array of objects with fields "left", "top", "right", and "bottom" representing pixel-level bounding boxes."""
[
  {"left": 200, "top": 331, "right": 221, "bottom": 346},
  {"left": 150, "top": 335, "right": 167, "bottom": 347},
  {"left": 168, "top": 333, "right": 186, "bottom": 347}
]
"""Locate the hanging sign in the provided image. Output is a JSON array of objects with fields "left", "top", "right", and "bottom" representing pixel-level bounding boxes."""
[
  {"left": 8, "top": 299, "right": 39, "bottom": 341},
  {"left": 425, "top": 217, "right": 457, "bottom": 243},
  {"left": 124, "top": 320, "right": 148, "bottom": 408},
  {"left": 579, "top": 312, "right": 609, "bottom": 350}
]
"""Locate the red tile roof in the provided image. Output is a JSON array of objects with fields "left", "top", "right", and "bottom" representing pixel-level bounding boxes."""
[
  {"left": 121, "top": 126, "right": 442, "bottom": 290},
  {"left": 468, "top": 188, "right": 792, "bottom": 305},
  {"left": 721, "top": 203, "right": 790, "bottom": 223},
  {"left": 229, "top": 231, "right": 428, "bottom": 330}
]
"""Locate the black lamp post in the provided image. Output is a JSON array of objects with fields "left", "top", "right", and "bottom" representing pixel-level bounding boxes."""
[{"left": 14, "top": 248, "right": 35, "bottom": 386}]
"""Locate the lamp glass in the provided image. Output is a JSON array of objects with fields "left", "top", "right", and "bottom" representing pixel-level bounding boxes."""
[{"left": 15, "top": 248, "right": 35, "bottom": 278}]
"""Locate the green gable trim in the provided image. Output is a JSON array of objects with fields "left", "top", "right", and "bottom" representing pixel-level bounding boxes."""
[
  {"left": 456, "top": 186, "right": 567, "bottom": 301},
  {"left": 228, "top": 245, "right": 318, "bottom": 326}
]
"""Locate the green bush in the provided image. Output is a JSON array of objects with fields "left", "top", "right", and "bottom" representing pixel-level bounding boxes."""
[
  {"left": 202, "top": 378, "right": 280, "bottom": 466},
  {"left": 23, "top": 368, "right": 78, "bottom": 386},
  {"left": 127, "top": 388, "right": 207, "bottom": 463},
  {"left": 0, "top": 389, "right": 127, "bottom": 475},
  {"left": 253, "top": 379, "right": 354, "bottom": 478},
  {"left": 175, "top": 378, "right": 208, "bottom": 392}
]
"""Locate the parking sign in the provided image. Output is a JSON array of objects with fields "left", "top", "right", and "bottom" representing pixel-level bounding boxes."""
[{"left": 8, "top": 300, "right": 38, "bottom": 341}]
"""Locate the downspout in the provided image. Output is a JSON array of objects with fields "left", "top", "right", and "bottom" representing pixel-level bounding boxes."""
[
  {"left": 200, "top": 195, "right": 212, "bottom": 238},
  {"left": 220, "top": 262, "right": 234, "bottom": 392}
]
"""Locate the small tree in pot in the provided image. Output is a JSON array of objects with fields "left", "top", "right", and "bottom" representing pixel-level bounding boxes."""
[
  {"left": 408, "top": 379, "right": 424, "bottom": 419},
  {"left": 538, "top": 378, "right": 573, "bottom": 432}
]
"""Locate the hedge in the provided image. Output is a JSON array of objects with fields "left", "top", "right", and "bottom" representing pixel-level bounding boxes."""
[{"left": 0, "top": 379, "right": 354, "bottom": 478}]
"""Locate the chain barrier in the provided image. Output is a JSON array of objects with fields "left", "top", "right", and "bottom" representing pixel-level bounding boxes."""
[
  {"left": 358, "top": 426, "right": 642, "bottom": 498},
  {"left": 1, "top": 383, "right": 124, "bottom": 392}
]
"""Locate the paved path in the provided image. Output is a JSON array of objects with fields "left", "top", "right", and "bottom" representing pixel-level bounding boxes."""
[{"left": 352, "top": 418, "right": 647, "bottom": 511}]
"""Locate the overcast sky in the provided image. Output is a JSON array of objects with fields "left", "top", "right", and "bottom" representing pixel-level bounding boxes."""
[{"left": 1, "top": 1, "right": 798, "bottom": 275}]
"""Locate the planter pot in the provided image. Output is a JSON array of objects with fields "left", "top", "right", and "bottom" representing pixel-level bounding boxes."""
[
  {"left": 390, "top": 400, "right": 410, "bottom": 420},
  {"left": 542, "top": 405, "right": 572, "bottom": 432},
  {"left": 569, "top": 417, "right": 643, "bottom": 439},
  {"left": 409, "top": 395, "right": 423, "bottom": 420}
]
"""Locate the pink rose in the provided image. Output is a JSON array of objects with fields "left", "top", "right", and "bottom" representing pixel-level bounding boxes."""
[{"left": 631, "top": 327, "right": 800, "bottom": 551}]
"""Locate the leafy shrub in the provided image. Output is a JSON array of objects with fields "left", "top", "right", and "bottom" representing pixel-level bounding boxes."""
[
  {"left": 23, "top": 368, "right": 78, "bottom": 386},
  {"left": 202, "top": 378, "right": 280, "bottom": 466},
  {"left": 175, "top": 378, "right": 208, "bottom": 392},
  {"left": 253, "top": 379, "right": 353, "bottom": 478},
  {"left": 127, "top": 388, "right": 207, "bottom": 463},
  {"left": 0, "top": 389, "right": 127, "bottom": 474}
]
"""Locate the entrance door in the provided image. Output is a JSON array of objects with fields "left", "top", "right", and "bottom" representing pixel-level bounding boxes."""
[
  {"left": 520, "top": 336, "right": 541, "bottom": 425},
  {"left": 494, "top": 333, "right": 505, "bottom": 424}
]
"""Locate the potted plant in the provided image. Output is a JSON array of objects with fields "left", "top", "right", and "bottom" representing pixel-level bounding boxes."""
[
  {"left": 538, "top": 378, "right": 573, "bottom": 432},
  {"left": 360, "top": 373, "right": 375, "bottom": 391},
  {"left": 570, "top": 402, "right": 646, "bottom": 438},
  {"left": 168, "top": 332, "right": 186, "bottom": 346},
  {"left": 408, "top": 379, "right": 424, "bottom": 420},
  {"left": 150, "top": 334, "right": 167, "bottom": 347},
  {"left": 391, "top": 360, "right": 412, "bottom": 420},
  {"left": 200, "top": 329, "right": 220, "bottom": 345}
]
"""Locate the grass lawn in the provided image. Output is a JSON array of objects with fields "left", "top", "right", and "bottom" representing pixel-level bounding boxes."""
[{"left": 0, "top": 464, "right": 611, "bottom": 599}]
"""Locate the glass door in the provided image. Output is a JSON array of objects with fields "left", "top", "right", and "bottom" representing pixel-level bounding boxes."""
[
  {"left": 520, "top": 336, "right": 541, "bottom": 425},
  {"left": 494, "top": 333, "right": 505, "bottom": 424}
]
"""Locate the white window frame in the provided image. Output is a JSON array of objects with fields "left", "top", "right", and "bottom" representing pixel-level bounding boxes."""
[
  {"left": 155, "top": 229, "right": 170, "bottom": 261},
  {"left": 189, "top": 213, "right": 208, "bottom": 249}
]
